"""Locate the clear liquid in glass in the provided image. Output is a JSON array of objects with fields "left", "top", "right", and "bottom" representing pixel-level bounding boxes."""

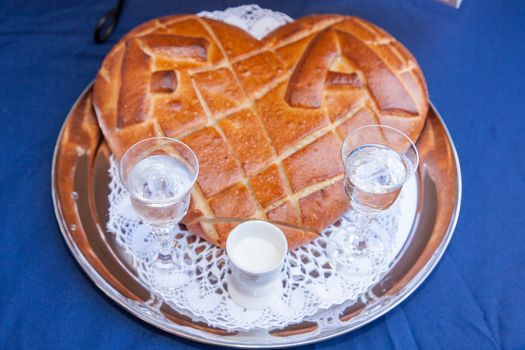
[
  {"left": 127, "top": 155, "right": 193, "bottom": 224},
  {"left": 344, "top": 144, "right": 411, "bottom": 213}
]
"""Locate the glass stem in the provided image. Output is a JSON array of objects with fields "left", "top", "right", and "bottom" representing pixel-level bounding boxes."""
[
  {"left": 348, "top": 211, "right": 369, "bottom": 254},
  {"left": 151, "top": 223, "right": 175, "bottom": 261}
]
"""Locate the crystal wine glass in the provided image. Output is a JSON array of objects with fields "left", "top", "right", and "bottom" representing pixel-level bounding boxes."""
[
  {"left": 331, "top": 125, "right": 419, "bottom": 275},
  {"left": 119, "top": 137, "right": 199, "bottom": 275}
]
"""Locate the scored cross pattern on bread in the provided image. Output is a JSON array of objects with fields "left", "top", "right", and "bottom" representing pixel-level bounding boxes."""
[{"left": 93, "top": 14, "right": 428, "bottom": 249}]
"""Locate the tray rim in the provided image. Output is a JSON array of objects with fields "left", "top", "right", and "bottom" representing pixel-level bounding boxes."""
[{"left": 52, "top": 83, "right": 462, "bottom": 348}]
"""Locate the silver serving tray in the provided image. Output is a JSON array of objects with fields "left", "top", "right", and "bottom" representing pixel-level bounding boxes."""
[{"left": 52, "top": 83, "right": 461, "bottom": 348}]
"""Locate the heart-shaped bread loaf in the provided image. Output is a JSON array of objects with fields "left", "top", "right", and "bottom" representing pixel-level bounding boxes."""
[{"left": 93, "top": 14, "right": 428, "bottom": 249}]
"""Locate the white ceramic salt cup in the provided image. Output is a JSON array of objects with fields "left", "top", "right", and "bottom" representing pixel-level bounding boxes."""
[{"left": 226, "top": 220, "right": 288, "bottom": 310}]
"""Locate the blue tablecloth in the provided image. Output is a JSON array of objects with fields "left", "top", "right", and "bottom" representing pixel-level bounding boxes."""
[{"left": 1, "top": 0, "right": 524, "bottom": 348}]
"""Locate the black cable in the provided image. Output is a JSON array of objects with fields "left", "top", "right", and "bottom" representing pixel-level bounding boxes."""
[{"left": 94, "top": 0, "right": 126, "bottom": 44}]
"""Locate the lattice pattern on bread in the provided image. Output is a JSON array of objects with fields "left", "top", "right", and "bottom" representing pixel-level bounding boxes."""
[{"left": 93, "top": 14, "right": 428, "bottom": 249}]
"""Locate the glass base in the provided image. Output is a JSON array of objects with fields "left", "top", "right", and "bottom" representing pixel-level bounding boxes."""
[
  {"left": 150, "top": 246, "right": 193, "bottom": 290},
  {"left": 327, "top": 218, "right": 390, "bottom": 277},
  {"left": 151, "top": 264, "right": 192, "bottom": 290},
  {"left": 154, "top": 252, "right": 179, "bottom": 270}
]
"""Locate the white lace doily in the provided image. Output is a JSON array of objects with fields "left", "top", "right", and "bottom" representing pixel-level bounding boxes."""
[
  {"left": 105, "top": 5, "right": 418, "bottom": 332},
  {"left": 197, "top": 4, "right": 292, "bottom": 40}
]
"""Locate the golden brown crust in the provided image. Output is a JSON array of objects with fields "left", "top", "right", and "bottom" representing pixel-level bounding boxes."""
[
  {"left": 92, "top": 14, "right": 429, "bottom": 249},
  {"left": 150, "top": 70, "right": 178, "bottom": 93},
  {"left": 181, "top": 127, "right": 241, "bottom": 197},
  {"left": 250, "top": 165, "right": 287, "bottom": 208},
  {"left": 266, "top": 201, "right": 318, "bottom": 250},
  {"left": 204, "top": 18, "right": 261, "bottom": 58},
  {"left": 283, "top": 132, "right": 344, "bottom": 192},
  {"left": 285, "top": 29, "right": 339, "bottom": 109},
  {"left": 192, "top": 67, "right": 247, "bottom": 118},
  {"left": 336, "top": 29, "right": 419, "bottom": 116},
  {"left": 117, "top": 40, "right": 151, "bottom": 128},
  {"left": 209, "top": 183, "right": 256, "bottom": 218},
  {"left": 275, "top": 34, "right": 315, "bottom": 70},
  {"left": 299, "top": 180, "right": 348, "bottom": 232},
  {"left": 267, "top": 201, "right": 300, "bottom": 226},
  {"left": 336, "top": 107, "right": 380, "bottom": 139},
  {"left": 218, "top": 109, "right": 274, "bottom": 175},
  {"left": 232, "top": 51, "right": 286, "bottom": 99},
  {"left": 256, "top": 82, "right": 329, "bottom": 154}
]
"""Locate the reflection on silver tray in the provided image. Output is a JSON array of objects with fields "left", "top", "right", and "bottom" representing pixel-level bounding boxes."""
[{"left": 52, "top": 83, "right": 461, "bottom": 347}]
